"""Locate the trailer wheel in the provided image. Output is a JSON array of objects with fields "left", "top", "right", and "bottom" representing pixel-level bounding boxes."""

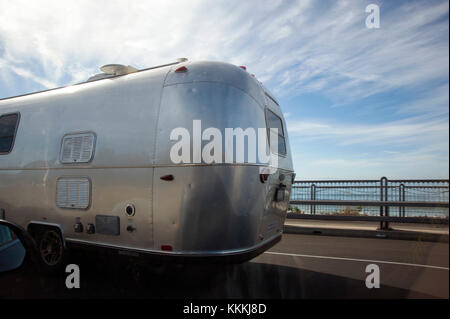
[{"left": 34, "top": 228, "right": 66, "bottom": 272}]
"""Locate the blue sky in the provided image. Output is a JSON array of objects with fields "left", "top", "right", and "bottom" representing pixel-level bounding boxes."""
[{"left": 0, "top": 0, "right": 448, "bottom": 179}]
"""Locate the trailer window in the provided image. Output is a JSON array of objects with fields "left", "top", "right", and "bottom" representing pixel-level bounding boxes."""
[
  {"left": 265, "top": 109, "right": 286, "bottom": 155},
  {"left": 0, "top": 113, "right": 20, "bottom": 154}
]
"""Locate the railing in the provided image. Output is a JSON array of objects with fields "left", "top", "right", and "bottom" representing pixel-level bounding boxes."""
[{"left": 289, "top": 177, "right": 449, "bottom": 229}]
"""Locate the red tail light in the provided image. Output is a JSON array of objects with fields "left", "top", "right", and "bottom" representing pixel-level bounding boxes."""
[
  {"left": 175, "top": 66, "right": 187, "bottom": 73},
  {"left": 239, "top": 66, "right": 247, "bottom": 70},
  {"left": 161, "top": 245, "right": 173, "bottom": 251},
  {"left": 260, "top": 174, "right": 269, "bottom": 183}
]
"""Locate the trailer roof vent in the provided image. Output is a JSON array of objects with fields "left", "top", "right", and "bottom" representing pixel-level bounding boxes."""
[
  {"left": 100, "top": 64, "right": 138, "bottom": 76},
  {"left": 86, "top": 64, "right": 139, "bottom": 82}
]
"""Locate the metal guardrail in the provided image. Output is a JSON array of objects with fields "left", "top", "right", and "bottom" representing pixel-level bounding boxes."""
[
  {"left": 289, "top": 177, "right": 449, "bottom": 229},
  {"left": 286, "top": 213, "right": 449, "bottom": 224},
  {"left": 290, "top": 200, "right": 449, "bottom": 208}
]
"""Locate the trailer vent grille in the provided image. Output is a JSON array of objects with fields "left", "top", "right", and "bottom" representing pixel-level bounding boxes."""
[
  {"left": 56, "top": 177, "right": 91, "bottom": 209},
  {"left": 60, "top": 132, "right": 96, "bottom": 164}
]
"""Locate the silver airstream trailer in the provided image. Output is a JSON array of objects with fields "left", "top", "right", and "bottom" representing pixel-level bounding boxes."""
[{"left": 0, "top": 59, "right": 293, "bottom": 269}]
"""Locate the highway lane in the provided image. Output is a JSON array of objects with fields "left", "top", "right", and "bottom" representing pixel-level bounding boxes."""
[
  {"left": 255, "top": 234, "right": 449, "bottom": 298},
  {"left": 1, "top": 234, "right": 448, "bottom": 298},
  {"left": 268, "top": 233, "right": 449, "bottom": 267}
]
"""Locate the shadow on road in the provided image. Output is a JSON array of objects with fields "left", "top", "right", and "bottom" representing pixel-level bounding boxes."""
[{"left": 0, "top": 250, "right": 434, "bottom": 299}]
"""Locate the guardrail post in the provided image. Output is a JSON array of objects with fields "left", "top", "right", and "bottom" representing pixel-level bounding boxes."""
[
  {"left": 399, "top": 183, "right": 405, "bottom": 217},
  {"left": 385, "top": 178, "right": 390, "bottom": 228},
  {"left": 310, "top": 184, "right": 316, "bottom": 215},
  {"left": 379, "top": 177, "right": 384, "bottom": 229},
  {"left": 379, "top": 177, "right": 390, "bottom": 230}
]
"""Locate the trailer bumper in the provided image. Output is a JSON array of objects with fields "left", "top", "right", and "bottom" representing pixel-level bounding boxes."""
[{"left": 66, "top": 232, "right": 282, "bottom": 264}]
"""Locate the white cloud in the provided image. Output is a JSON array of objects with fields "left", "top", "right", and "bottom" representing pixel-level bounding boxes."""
[
  {"left": 0, "top": 60, "right": 57, "bottom": 89},
  {"left": 0, "top": 0, "right": 448, "bottom": 178},
  {"left": 396, "top": 84, "right": 449, "bottom": 117},
  {"left": 287, "top": 115, "right": 449, "bottom": 147},
  {"left": 0, "top": 0, "right": 447, "bottom": 101},
  {"left": 296, "top": 143, "right": 449, "bottom": 179}
]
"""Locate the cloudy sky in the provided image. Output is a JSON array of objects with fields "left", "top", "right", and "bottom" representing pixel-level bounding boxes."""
[{"left": 0, "top": 0, "right": 448, "bottom": 179}]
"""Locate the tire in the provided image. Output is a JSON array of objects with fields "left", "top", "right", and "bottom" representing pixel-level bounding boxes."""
[{"left": 35, "top": 228, "right": 66, "bottom": 273}]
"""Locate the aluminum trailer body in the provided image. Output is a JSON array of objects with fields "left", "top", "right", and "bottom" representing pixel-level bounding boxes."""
[{"left": 0, "top": 60, "right": 294, "bottom": 265}]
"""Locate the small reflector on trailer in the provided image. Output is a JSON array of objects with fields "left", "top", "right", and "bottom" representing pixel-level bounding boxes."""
[
  {"left": 175, "top": 66, "right": 187, "bottom": 73},
  {"left": 160, "top": 174, "right": 174, "bottom": 181},
  {"left": 239, "top": 66, "right": 247, "bottom": 70},
  {"left": 161, "top": 245, "right": 173, "bottom": 251},
  {"left": 251, "top": 74, "right": 255, "bottom": 77}
]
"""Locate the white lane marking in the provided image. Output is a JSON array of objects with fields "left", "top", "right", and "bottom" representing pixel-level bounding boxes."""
[{"left": 264, "top": 251, "right": 450, "bottom": 271}]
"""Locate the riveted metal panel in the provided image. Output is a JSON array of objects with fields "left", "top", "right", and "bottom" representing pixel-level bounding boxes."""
[
  {"left": 164, "top": 61, "right": 266, "bottom": 107},
  {"left": 56, "top": 177, "right": 91, "bottom": 209}
]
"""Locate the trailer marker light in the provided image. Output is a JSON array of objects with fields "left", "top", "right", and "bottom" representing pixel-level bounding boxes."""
[
  {"left": 160, "top": 174, "right": 174, "bottom": 181},
  {"left": 251, "top": 74, "right": 255, "bottom": 77},
  {"left": 175, "top": 66, "right": 187, "bottom": 73},
  {"left": 161, "top": 245, "right": 173, "bottom": 251},
  {"left": 260, "top": 173, "right": 269, "bottom": 183},
  {"left": 239, "top": 66, "right": 247, "bottom": 70}
]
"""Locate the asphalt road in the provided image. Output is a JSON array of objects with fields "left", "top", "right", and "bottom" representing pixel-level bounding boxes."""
[{"left": 1, "top": 234, "right": 448, "bottom": 299}]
